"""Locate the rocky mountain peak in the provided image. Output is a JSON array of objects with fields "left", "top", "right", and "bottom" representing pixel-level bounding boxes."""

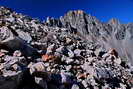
[
  {"left": 65, "top": 10, "right": 85, "bottom": 16},
  {"left": 108, "top": 18, "right": 120, "bottom": 26}
]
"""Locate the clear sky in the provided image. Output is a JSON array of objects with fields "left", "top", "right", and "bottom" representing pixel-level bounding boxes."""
[{"left": 0, "top": 0, "right": 133, "bottom": 23}]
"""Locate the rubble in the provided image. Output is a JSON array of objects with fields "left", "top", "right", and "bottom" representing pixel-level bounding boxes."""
[{"left": 0, "top": 6, "right": 133, "bottom": 89}]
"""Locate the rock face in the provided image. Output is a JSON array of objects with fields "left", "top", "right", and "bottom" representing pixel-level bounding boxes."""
[
  {"left": 45, "top": 10, "right": 133, "bottom": 65},
  {"left": 0, "top": 6, "right": 133, "bottom": 89}
]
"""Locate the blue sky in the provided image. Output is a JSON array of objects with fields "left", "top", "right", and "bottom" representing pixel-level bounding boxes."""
[{"left": 0, "top": 0, "right": 133, "bottom": 23}]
